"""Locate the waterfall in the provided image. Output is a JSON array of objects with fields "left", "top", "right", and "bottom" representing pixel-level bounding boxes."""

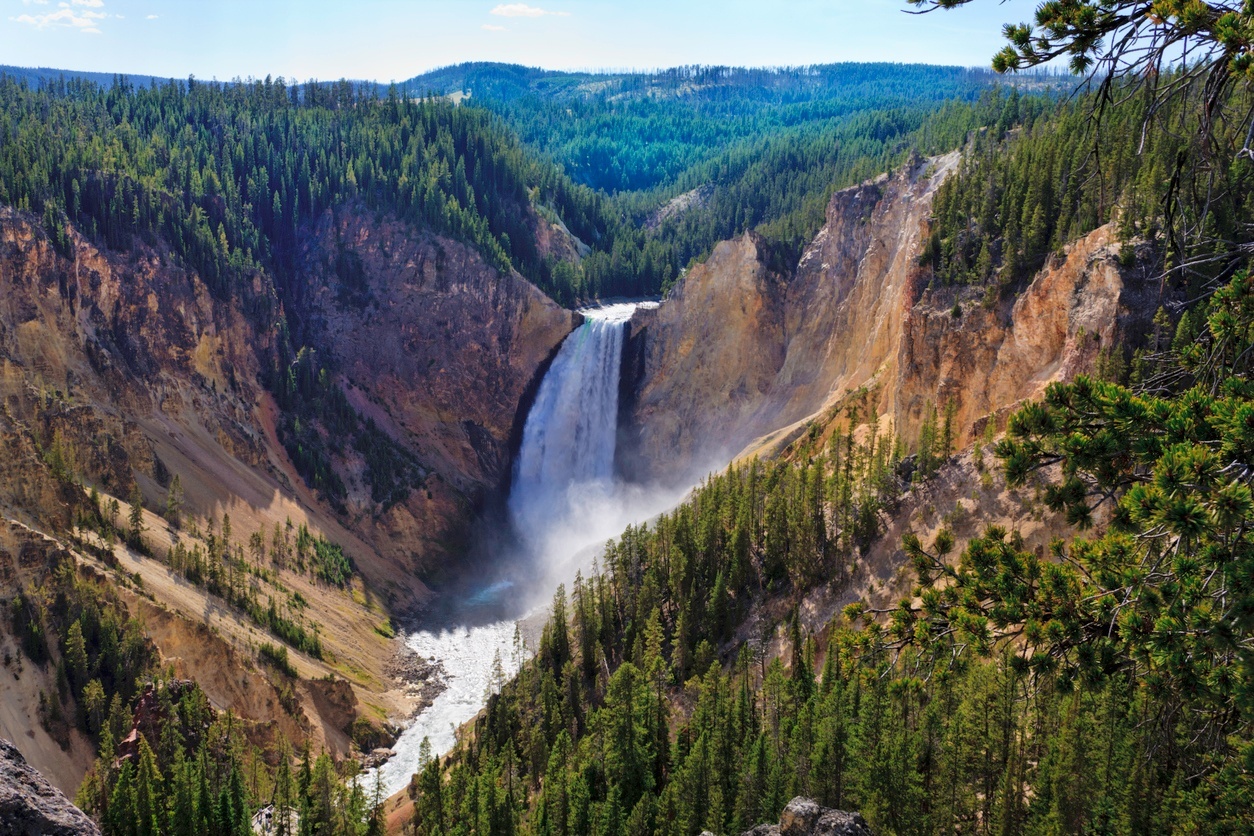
[
  {"left": 508, "top": 303, "right": 637, "bottom": 549},
  {"left": 370, "top": 301, "right": 677, "bottom": 800}
]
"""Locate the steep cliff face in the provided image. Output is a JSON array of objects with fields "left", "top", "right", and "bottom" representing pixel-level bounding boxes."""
[
  {"left": 622, "top": 153, "right": 955, "bottom": 483},
  {"left": 299, "top": 208, "right": 578, "bottom": 496},
  {"left": 894, "top": 224, "right": 1155, "bottom": 449},
  {"left": 623, "top": 155, "right": 1159, "bottom": 484},
  {"left": 293, "top": 209, "right": 577, "bottom": 579},
  {"left": 766, "top": 152, "right": 957, "bottom": 429},
  {"left": 0, "top": 203, "right": 575, "bottom": 793},
  {"left": 0, "top": 207, "right": 271, "bottom": 527},
  {"left": 620, "top": 231, "right": 788, "bottom": 481}
]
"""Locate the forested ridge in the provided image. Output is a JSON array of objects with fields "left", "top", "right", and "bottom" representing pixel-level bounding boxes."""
[
  {"left": 0, "top": 73, "right": 612, "bottom": 302},
  {"left": 0, "top": 65, "right": 1048, "bottom": 303},
  {"left": 396, "top": 74, "right": 1254, "bottom": 835},
  {"left": 923, "top": 83, "right": 1254, "bottom": 298}
]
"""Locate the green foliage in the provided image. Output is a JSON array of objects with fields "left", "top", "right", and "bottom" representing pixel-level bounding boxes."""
[
  {"left": 885, "top": 269, "right": 1254, "bottom": 830},
  {"left": 924, "top": 79, "right": 1254, "bottom": 293},
  {"left": 405, "top": 274, "right": 1254, "bottom": 835},
  {"left": 10, "top": 558, "right": 158, "bottom": 749},
  {"left": 406, "top": 416, "right": 904, "bottom": 835},
  {"left": 0, "top": 73, "right": 592, "bottom": 296},
  {"left": 909, "top": 0, "right": 1254, "bottom": 81},
  {"left": 258, "top": 642, "right": 297, "bottom": 678},
  {"left": 589, "top": 87, "right": 1042, "bottom": 301},
  {"left": 163, "top": 518, "right": 331, "bottom": 658},
  {"left": 77, "top": 680, "right": 384, "bottom": 836},
  {"left": 354, "top": 419, "right": 426, "bottom": 509},
  {"left": 295, "top": 523, "right": 354, "bottom": 588},
  {"left": 459, "top": 63, "right": 1007, "bottom": 195},
  {"left": 127, "top": 483, "right": 146, "bottom": 550}
]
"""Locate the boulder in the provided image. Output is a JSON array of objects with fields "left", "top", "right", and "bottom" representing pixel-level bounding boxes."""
[
  {"left": 0, "top": 737, "right": 100, "bottom": 835},
  {"left": 780, "top": 797, "right": 822, "bottom": 835},
  {"left": 741, "top": 796, "right": 872, "bottom": 836}
]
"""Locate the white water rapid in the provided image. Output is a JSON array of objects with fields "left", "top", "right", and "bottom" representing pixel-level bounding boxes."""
[{"left": 371, "top": 301, "right": 687, "bottom": 799}]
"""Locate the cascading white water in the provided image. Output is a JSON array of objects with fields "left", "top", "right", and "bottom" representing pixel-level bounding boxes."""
[
  {"left": 369, "top": 302, "right": 666, "bottom": 799},
  {"left": 508, "top": 302, "right": 638, "bottom": 549}
]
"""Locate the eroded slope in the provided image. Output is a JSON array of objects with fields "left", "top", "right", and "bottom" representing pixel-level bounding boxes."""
[{"left": 623, "top": 153, "right": 1160, "bottom": 484}]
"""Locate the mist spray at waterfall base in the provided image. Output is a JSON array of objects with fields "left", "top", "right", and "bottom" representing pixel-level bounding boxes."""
[
  {"left": 370, "top": 301, "right": 702, "bottom": 798},
  {"left": 507, "top": 302, "right": 690, "bottom": 610}
]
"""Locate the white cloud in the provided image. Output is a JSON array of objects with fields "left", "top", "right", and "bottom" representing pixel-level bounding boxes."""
[
  {"left": 146, "top": 13, "right": 158, "bottom": 18},
  {"left": 490, "top": 3, "right": 568, "bottom": 18},
  {"left": 11, "top": 4, "right": 106, "bottom": 32},
  {"left": 71, "top": 0, "right": 105, "bottom": 7},
  {"left": 482, "top": 23, "right": 506, "bottom": 30}
]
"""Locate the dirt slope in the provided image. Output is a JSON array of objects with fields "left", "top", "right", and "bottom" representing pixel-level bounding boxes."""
[{"left": 0, "top": 202, "right": 576, "bottom": 792}]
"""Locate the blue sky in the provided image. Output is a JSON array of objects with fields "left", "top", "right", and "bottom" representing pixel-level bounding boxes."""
[{"left": 1, "top": 0, "right": 1045, "bottom": 81}]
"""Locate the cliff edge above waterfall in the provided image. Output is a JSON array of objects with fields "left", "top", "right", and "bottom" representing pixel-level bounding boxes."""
[{"left": 621, "top": 152, "right": 954, "bottom": 482}]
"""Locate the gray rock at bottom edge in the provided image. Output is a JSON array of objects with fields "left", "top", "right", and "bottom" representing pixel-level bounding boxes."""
[
  {"left": 740, "top": 796, "right": 873, "bottom": 836},
  {"left": 0, "top": 738, "right": 100, "bottom": 836}
]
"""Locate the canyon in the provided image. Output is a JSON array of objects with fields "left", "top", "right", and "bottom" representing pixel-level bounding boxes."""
[
  {"left": 0, "top": 141, "right": 1159, "bottom": 818},
  {"left": 0, "top": 201, "right": 578, "bottom": 793}
]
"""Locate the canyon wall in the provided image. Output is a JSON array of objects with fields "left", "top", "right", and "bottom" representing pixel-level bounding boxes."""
[
  {"left": 894, "top": 224, "right": 1159, "bottom": 446},
  {"left": 0, "top": 204, "right": 574, "bottom": 789},
  {"left": 622, "top": 153, "right": 1161, "bottom": 484},
  {"left": 294, "top": 209, "right": 577, "bottom": 582},
  {"left": 298, "top": 208, "right": 578, "bottom": 497}
]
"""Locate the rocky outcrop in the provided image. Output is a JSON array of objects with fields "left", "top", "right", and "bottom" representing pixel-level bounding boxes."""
[
  {"left": 299, "top": 208, "right": 577, "bottom": 497},
  {"left": 738, "top": 797, "right": 872, "bottom": 836},
  {"left": 646, "top": 184, "right": 714, "bottom": 232},
  {"left": 894, "top": 224, "right": 1157, "bottom": 450},
  {"left": 622, "top": 152, "right": 955, "bottom": 484},
  {"left": 623, "top": 153, "right": 1161, "bottom": 484},
  {"left": 116, "top": 680, "right": 206, "bottom": 763},
  {"left": 0, "top": 737, "right": 99, "bottom": 836}
]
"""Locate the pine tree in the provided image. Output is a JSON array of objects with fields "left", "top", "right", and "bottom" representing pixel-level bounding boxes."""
[
  {"left": 127, "top": 485, "right": 145, "bottom": 547},
  {"left": 64, "top": 619, "right": 88, "bottom": 691},
  {"left": 165, "top": 474, "right": 184, "bottom": 527},
  {"left": 106, "top": 760, "right": 138, "bottom": 836},
  {"left": 273, "top": 737, "right": 295, "bottom": 836}
]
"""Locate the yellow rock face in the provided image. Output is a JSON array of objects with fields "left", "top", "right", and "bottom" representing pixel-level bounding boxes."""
[{"left": 623, "top": 152, "right": 1149, "bottom": 484}]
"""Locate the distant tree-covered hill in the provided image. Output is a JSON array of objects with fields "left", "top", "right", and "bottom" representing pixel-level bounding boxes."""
[
  {"left": 396, "top": 61, "right": 1071, "bottom": 294},
  {"left": 400, "top": 62, "right": 1038, "bottom": 194},
  {"left": 0, "top": 64, "right": 172, "bottom": 90}
]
